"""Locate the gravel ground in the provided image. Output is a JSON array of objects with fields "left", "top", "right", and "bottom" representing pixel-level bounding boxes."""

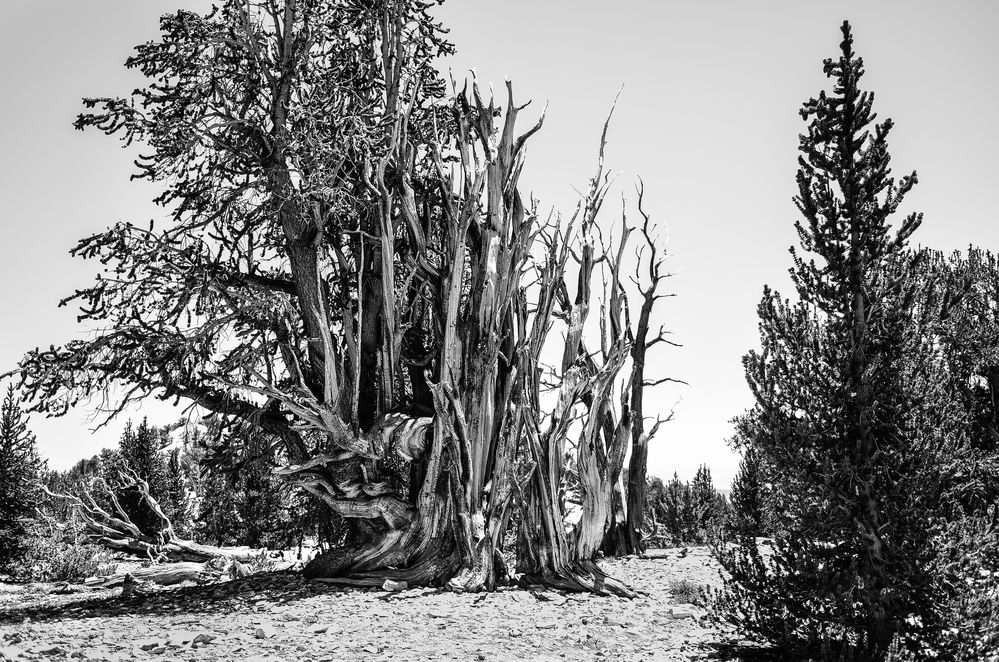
[{"left": 0, "top": 547, "right": 752, "bottom": 661}]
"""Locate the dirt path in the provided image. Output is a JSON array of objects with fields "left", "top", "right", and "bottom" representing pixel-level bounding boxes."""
[{"left": 0, "top": 547, "right": 745, "bottom": 661}]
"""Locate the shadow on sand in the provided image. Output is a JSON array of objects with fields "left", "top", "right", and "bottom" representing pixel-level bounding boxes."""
[{"left": 0, "top": 571, "right": 348, "bottom": 625}]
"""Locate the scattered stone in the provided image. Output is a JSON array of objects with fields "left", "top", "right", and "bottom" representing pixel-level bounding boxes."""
[
  {"left": 138, "top": 641, "right": 159, "bottom": 652},
  {"left": 1, "top": 547, "right": 729, "bottom": 660},
  {"left": 254, "top": 625, "right": 276, "bottom": 639},
  {"left": 165, "top": 631, "right": 195, "bottom": 648},
  {"left": 381, "top": 579, "right": 408, "bottom": 592},
  {"left": 191, "top": 633, "right": 216, "bottom": 645}
]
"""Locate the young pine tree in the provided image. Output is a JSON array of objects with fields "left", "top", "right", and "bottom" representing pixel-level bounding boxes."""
[
  {"left": 728, "top": 445, "right": 768, "bottom": 539},
  {"left": 690, "top": 465, "right": 725, "bottom": 539},
  {"left": 0, "top": 385, "right": 43, "bottom": 571},
  {"left": 715, "top": 22, "right": 961, "bottom": 659},
  {"left": 116, "top": 418, "right": 169, "bottom": 534},
  {"left": 163, "top": 448, "right": 190, "bottom": 536}
]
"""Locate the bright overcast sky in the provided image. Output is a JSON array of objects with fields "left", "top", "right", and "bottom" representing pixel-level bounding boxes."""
[{"left": 2, "top": 1, "right": 998, "bottom": 486}]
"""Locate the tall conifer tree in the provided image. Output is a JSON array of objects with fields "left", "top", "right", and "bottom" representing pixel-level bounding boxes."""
[
  {"left": 715, "top": 22, "right": 961, "bottom": 658},
  {"left": 116, "top": 418, "right": 168, "bottom": 534},
  {"left": 0, "top": 384, "right": 42, "bottom": 570}
]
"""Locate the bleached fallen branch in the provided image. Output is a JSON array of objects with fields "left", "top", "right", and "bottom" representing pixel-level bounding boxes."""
[{"left": 42, "top": 470, "right": 260, "bottom": 564}]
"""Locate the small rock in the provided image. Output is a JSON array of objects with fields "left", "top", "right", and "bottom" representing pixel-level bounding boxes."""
[
  {"left": 254, "top": 624, "right": 276, "bottom": 639},
  {"left": 669, "top": 605, "right": 695, "bottom": 619},
  {"left": 191, "top": 634, "right": 215, "bottom": 645},
  {"left": 309, "top": 625, "right": 329, "bottom": 634},
  {"left": 164, "top": 632, "right": 195, "bottom": 648},
  {"left": 381, "top": 579, "right": 408, "bottom": 592},
  {"left": 138, "top": 641, "right": 159, "bottom": 652},
  {"left": 362, "top": 645, "right": 379, "bottom": 653},
  {"left": 226, "top": 560, "right": 252, "bottom": 580}
]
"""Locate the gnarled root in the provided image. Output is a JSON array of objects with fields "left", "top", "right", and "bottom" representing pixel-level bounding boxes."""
[
  {"left": 304, "top": 522, "right": 460, "bottom": 588},
  {"left": 520, "top": 559, "right": 637, "bottom": 598}
]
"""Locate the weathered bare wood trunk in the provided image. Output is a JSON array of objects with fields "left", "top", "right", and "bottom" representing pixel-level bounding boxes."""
[
  {"left": 84, "top": 562, "right": 208, "bottom": 588},
  {"left": 44, "top": 474, "right": 262, "bottom": 564}
]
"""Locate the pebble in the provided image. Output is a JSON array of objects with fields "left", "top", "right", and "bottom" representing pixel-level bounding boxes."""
[{"left": 254, "top": 625, "right": 277, "bottom": 639}]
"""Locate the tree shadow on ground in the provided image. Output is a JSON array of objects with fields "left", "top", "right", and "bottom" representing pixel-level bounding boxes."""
[
  {"left": 0, "top": 571, "right": 349, "bottom": 625},
  {"left": 702, "top": 640, "right": 802, "bottom": 661}
]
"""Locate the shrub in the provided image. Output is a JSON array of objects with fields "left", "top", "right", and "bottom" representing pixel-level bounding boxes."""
[
  {"left": 668, "top": 577, "right": 707, "bottom": 606},
  {"left": 13, "top": 523, "right": 117, "bottom": 583}
]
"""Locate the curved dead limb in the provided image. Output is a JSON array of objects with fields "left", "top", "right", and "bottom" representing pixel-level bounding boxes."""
[{"left": 42, "top": 471, "right": 260, "bottom": 563}]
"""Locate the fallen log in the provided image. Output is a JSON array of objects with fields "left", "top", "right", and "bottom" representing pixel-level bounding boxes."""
[
  {"left": 83, "top": 561, "right": 208, "bottom": 588},
  {"left": 41, "top": 471, "right": 262, "bottom": 564}
]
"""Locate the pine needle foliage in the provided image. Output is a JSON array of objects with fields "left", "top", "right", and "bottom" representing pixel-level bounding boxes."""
[
  {"left": 0, "top": 384, "right": 43, "bottom": 571},
  {"left": 713, "top": 22, "right": 970, "bottom": 659}
]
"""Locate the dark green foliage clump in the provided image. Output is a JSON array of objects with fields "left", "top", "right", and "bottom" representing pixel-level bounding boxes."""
[
  {"left": 192, "top": 422, "right": 311, "bottom": 551},
  {"left": 727, "top": 441, "right": 770, "bottom": 539},
  {"left": 646, "top": 466, "right": 728, "bottom": 546}
]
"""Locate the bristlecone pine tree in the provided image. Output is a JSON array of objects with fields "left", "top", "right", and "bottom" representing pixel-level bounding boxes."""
[
  {"left": 727, "top": 445, "right": 768, "bottom": 539},
  {"left": 10, "top": 0, "right": 675, "bottom": 593},
  {"left": 115, "top": 418, "right": 169, "bottom": 534},
  {"left": 714, "top": 21, "right": 970, "bottom": 658},
  {"left": 0, "top": 384, "right": 42, "bottom": 571}
]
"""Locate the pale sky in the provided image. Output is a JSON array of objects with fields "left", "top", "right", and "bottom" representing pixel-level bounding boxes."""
[{"left": 2, "top": 2, "right": 998, "bottom": 486}]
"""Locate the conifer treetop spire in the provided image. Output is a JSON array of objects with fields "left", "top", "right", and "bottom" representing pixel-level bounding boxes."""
[{"left": 791, "top": 19, "right": 922, "bottom": 313}]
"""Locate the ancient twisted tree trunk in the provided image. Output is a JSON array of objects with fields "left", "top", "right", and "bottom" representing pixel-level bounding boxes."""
[{"left": 23, "top": 1, "right": 675, "bottom": 596}]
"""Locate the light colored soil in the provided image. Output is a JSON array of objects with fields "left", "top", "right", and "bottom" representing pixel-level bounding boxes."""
[{"left": 0, "top": 547, "right": 747, "bottom": 661}]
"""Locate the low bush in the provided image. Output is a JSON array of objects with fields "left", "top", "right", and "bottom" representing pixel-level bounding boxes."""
[
  {"left": 668, "top": 577, "right": 707, "bottom": 606},
  {"left": 12, "top": 523, "right": 117, "bottom": 583}
]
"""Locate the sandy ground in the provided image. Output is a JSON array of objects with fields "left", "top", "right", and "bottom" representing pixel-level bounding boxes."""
[{"left": 0, "top": 547, "right": 753, "bottom": 661}]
